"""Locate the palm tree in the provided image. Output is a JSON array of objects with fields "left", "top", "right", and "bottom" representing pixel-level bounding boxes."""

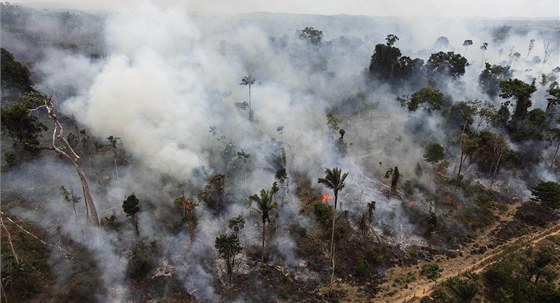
[
  {"left": 240, "top": 75, "right": 256, "bottom": 121},
  {"left": 447, "top": 280, "right": 478, "bottom": 303},
  {"left": 248, "top": 182, "right": 279, "bottom": 264},
  {"left": 318, "top": 167, "right": 348, "bottom": 282}
]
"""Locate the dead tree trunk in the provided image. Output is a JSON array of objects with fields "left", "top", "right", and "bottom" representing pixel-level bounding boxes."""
[
  {"left": 41, "top": 96, "right": 100, "bottom": 227},
  {"left": 551, "top": 140, "right": 560, "bottom": 169},
  {"left": 491, "top": 149, "right": 504, "bottom": 186},
  {"left": 0, "top": 216, "right": 19, "bottom": 265}
]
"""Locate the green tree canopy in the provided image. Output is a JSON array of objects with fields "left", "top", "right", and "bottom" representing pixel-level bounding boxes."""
[
  {"left": 369, "top": 42, "right": 402, "bottom": 80},
  {"left": 531, "top": 181, "right": 560, "bottom": 209},
  {"left": 479, "top": 63, "right": 513, "bottom": 98},
  {"left": 1, "top": 91, "right": 48, "bottom": 150},
  {"left": 424, "top": 143, "right": 445, "bottom": 163},
  {"left": 399, "top": 87, "right": 446, "bottom": 112},
  {"left": 123, "top": 193, "right": 141, "bottom": 238},
  {"left": 499, "top": 78, "right": 537, "bottom": 122},
  {"left": 215, "top": 227, "right": 243, "bottom": 282},
  {"left": 123, "top": 194, "right": 140, "bottom": 216},
  {"left": 426, "top": 51, "right": 468, "bottom": 79},
  {"left": 546, "top": 82, "right": 560, "bottom": 115},
  {"left": 369, "top": 34, "right": 425, "bottom": 83},
  {"left": 1, "top": 48, "right": 33, "bottom": 92},
  {"left": 299, "top": 27, "right": 323, "bottom": 45}
]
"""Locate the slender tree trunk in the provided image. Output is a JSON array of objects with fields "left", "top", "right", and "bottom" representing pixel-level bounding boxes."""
[
  {"left": 330, "top": 193, "right": 338, "bottom": 283},
  {"left": 114, "top": 155, "right": 119, "bottom": 180},
  {"left": 491, "top": 149, "right": 503, "bottom": 185},
  {"left": 262, "top": 219, "right": 266, "bottom": 264},
  {"left": 457, "top": 151, "right": 465, "bottom": 179},
  {"left": 1, "top": 216, "right": 19, "bottom": 265},
  {"left": 72, "top": 201, "right": 77, "bottom": 216},
  {"left": 551, "top": 140, "right": 560, "bottom": 169},
  {"left": 227, "top": 257, "right": 233, "bottom": 282},
  {"left": 456, "top": 120, "right": 468, "bottom": 182},
  {"left": 133, "top": 214, "right": 139, "bottom": 240},
  {"left": 248, "top": 85, "right": 253, "bottom": 121},
  {"left": 331, "top": 241, "right": 336, "bottom": 283}
]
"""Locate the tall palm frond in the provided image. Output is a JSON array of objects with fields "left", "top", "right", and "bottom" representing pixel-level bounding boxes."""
[{"left": 248, "top": 182, "right": 278, "bottom": 264}]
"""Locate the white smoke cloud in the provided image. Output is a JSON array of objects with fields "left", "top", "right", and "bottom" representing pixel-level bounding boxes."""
[{"left": 3, "top": 1, "right": 559, "bottom": 301}]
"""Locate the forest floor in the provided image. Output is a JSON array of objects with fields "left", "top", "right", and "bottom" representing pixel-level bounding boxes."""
[{"left": 323, "top": 201, "right": 560, "bottom": 303}]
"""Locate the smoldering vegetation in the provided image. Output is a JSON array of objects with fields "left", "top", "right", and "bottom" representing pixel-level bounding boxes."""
[{"left": 1, "top": 2, "right": 559, "bottom": 302}]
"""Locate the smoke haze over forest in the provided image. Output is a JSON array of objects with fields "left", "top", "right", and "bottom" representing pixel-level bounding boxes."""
[{"left": 1, "top": 1, "right": 559, "bottom": 302}]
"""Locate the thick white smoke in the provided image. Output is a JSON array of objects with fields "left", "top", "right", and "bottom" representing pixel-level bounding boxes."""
[{"left": 3, "top": 1, "right": 558, "bottom": 301}]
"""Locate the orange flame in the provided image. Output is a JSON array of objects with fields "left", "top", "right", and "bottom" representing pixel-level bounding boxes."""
[{"left": 322, "top": 194, "right": 333, "bottom": 204}]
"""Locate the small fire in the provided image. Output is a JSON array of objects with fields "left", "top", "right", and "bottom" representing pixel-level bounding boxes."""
[{"left": 322, "top": 194, "right": 333, "bottom": 204}]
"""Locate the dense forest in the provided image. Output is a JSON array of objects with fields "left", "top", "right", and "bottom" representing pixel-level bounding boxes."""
[{"left": 1, "top": 3, "right": 559, "bottom": 302}]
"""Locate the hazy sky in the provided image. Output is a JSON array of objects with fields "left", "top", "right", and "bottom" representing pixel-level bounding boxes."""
[{"left": 11, "top": 0, "right": 560, "bottom": 18}]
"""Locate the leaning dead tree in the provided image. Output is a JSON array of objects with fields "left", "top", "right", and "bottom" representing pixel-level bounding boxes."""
[{"left": 33, "top": 95, "right": 101, "bottom": 227}]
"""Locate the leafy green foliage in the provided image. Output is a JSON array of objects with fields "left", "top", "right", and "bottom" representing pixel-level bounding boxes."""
[
  {"left": 215, "top": 233, "right": 243, "bottom": 280},
  {"left": 318, "top": 167, "right": 348, "bottom": 209},
  {"left": 123, "top": 193, "right": 140, "bottom": 217},
  {"left": 499, "top": 78, "right": 536, "bottom": 122},
  {"left": 444, "top": 100, "right": 478, "bottom": 130},
  {"left": 426, "top": 51, "right": 468, "bottom": 79},
  {"left": 1, "top": 220, "right": 53, "bottom": 302},
  {"left": 1, "top": 48, "right": 32, "bottom": 92},
  {"left": 546, "top": 82, "right": 560, "bottom": 114},
  {"left": 398, "top": 87, "right": 446, "bottom": 112},
  {"left": 313, "top": 201, "right": 333, "bottom": 227},
  {"left": 369, "top": 34, "right": 424, "bottom": 83},
  {"left": 484, "top": 250, "right": 560, "bottom": 303},
  {"left": 54, "top": 246, "right": 106, "bottom": 302},
  {"left": 422, "top": 263, "right": 443, "bottom": 281},
  {"left": 123, "top": 193, "right": 141, "bottom": 238},
  {"left": 2, "top": 151, "right": 18, "bottom": 172},
  {"left": 1, "top": 92, "right": 48, "bottom": 150},
  {"left": 479, "top": 63, "right": 513, "bottom": 98},
  {"left": 424, "top": 143, "right": 445, "bottom": 163},
  {"left": 420, "top": 289, "right": 454, "bottom": 303},
  {"left": 200, "top": 173, "right": 226, "bottom": 214},
  {"left": 228, "top": 215, "right": 245, "bottom": 235},
  {"left": 216, "top": 215, "right": 245, "bottom": 281},
  {"left": 127, "top": 242, "right": 156, "bottom": 282},
  {"left": 59, "top": 185, "right": 81, "bottom": 215},
  {"left": 444, "top": 276, "right": 478, "bottom": 303},
  {"left": 355, "top": 259, "right": 369, "bottom": 276},
  {"left": 531, "top": 181, "right": 560, "bottom": 209},
  {"left": 299, "top": 27, "right": 323, "bottom": 45},
  {"left": 472, "top": 131, "right": 510, "bottom": 174},
  {"left": 511, "top": 108, "right": 547, "bottom": 141},
  {"left": 248, "top": 183, "right": 279, "bottom": 225},
  {"left": 369, "top": 42, "right": 402, "bottom": 80},
  {"left": 248, "top": 182, "right": 279, "bottom": 263}
]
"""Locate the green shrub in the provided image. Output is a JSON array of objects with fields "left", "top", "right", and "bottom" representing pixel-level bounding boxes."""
[
  {"left": 356, "top": 259, "right": 369, "bottom": 276},
  {"left": 422, "top": 263, "right": 443, "bottom": 281},
  {"left": 371, "top": 248, "right": 386, "bottom": 266},
  {"left": 313, "top": 201, "right": 333, "bottom": 227},
  {"left": 127, "top": 241, "right": 157, "bottom": 281}
]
